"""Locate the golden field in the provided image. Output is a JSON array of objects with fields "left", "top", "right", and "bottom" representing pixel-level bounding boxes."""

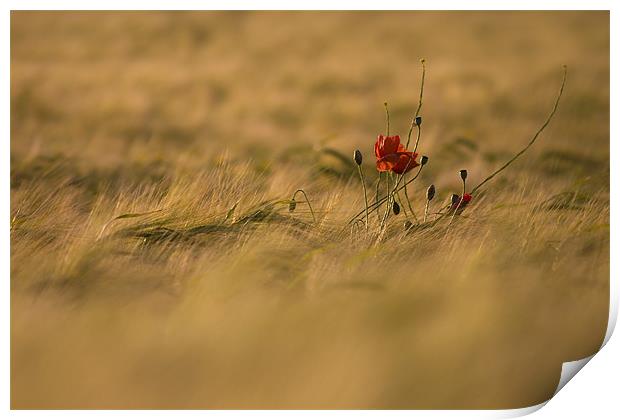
[{"left": 10, "top": 11, "right": 609, "bottom": 409}]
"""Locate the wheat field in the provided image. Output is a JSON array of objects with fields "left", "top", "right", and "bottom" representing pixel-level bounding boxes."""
[{"left": 10, "top": 11, "right": 609, "bottom": 409}]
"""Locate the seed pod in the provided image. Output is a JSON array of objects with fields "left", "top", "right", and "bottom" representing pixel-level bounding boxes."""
[
  {"left": 460, "top": 169, "right": 468, "bottom": 181},
  {"left": 392, "top": 201, "right": 401, "bottom": 215},
  {"left": 426, "top": 184, "right": 436, "bottom": 201},
  {"left": 404, "top": 220, "right": 413, "bottom": 230},
  {"left": 451, "top": 194, "right": 460, "bottom": 207},
  {"left": 415, "top": 116, "right": 422, "bottom": 126},
  {"left": 353, "top": 149, "right": 363, "bottom": 166},
  {"left": 289, "top": 199, "right": 296, "bottom": 212},
  {"left": 421, "top": 155, "right": 429, "bottom": 166}
]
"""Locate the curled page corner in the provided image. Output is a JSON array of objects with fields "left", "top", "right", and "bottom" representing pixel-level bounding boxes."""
[
  {"left": 492, "top": 401, "right": 548, "bottom": 418},
  {"left": 494, "top": 353, "right": 601, "bottom": 418},
  {"left": 602, "top": 296, "right": 618, "bottom": 348},
  {"left": 550, "top": 274, "right": 617, "bottom": 397},
  {"left": 554, "top": 355, "right": 595, "bottom": 396},
  {"left": 494, "top": 281, "right": 617, "bottom": 418}
]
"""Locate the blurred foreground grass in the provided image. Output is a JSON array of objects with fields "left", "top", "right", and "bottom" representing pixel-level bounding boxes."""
[{"left": 10, "top": 11, "right": 609, "bottom": 408}]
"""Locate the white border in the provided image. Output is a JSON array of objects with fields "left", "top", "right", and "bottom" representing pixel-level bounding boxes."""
[{"left": 3, "top": 2, "right": 616, "bottom": 418}]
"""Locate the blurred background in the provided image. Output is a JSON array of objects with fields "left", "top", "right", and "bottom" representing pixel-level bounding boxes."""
[
  {"left": 11, "top": 11, "right": 609, "bottom": 409},
  {"left": 11, "top": 11, "right": 609, "bottom": 176}
]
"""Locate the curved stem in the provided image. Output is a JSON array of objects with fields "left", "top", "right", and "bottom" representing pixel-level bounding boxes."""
[
  {"left": 351, "top": 165, "right": 426, "bottom": 224},
  {"left": 412, "top": 125, "right": 422, "bottom": 156},
  {"left": 471, "top": 66, "right": 567, "bottom": 195},
  {"left": 449, "top": 197, "right": 463, "bottom": 225},
  {"left": 357, "top": 166, "right": 369, "bottom": 232},
  {"left": 449, "top": 179, "right": 467, "bottom": 225},
  {"left": 292, "top": 189, "right": 316, "bottom": 223},
  {"left": 395, "top": 190, "right": 409, "bottom": 219},
  {"left": 405, "top": 59, "right": 426, "bottom": 149},
  {"left": 402, "top": 175, "right": 419, "bottom": 223},
  {"left": 414, "top": 59, "right": 426, "bottom": 119}
]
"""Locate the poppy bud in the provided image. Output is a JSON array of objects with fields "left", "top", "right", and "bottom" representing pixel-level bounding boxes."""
[
  {"left": 460, "top": 169, "right": 468, "bottom": 181},
  {"left": 404, "top": 220, "right": 413, "bottom": 230},
  {"left": 392, "top": 201, "right": 400, "bottom": 215},
  {"left": 451, "top": 194, "right": 460, "bottom": 207},
  {"left": 289, "top": 199, "right": 296, "bottom": 212},
  {"left": 415, "top": 116, "right": 422, "bottom": 126},
  {"left": 426, "top": 184, "right": 435, "bottom": 201},
  {"left": 421, "top": 155, "right": 429, "bottom": 166},
  {"left": 353, "top": 149, "right": 363, "bottom": 166}
]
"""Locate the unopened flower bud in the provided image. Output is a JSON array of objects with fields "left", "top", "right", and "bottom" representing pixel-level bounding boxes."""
[
  {"left": 353, "top": 149, "right": 363, "bottom": 166},
  {"left": 460, "top": 169, "right": 468, "bottom": 181},
  {"left": 421, "top": 155, "right": 429, "bottom": 166},
  {"left": 426, "top": 184, "right": 435, "bottom": 201},
  {"left": 451, "top": 194, "right": 460, "bottom": 207},
  {"left": 289, "top": 199, "right": 296, "bottom": 212},
  {"left": 392, "top": 201, "right": 401, "bottom": 215},
  {"left": 415, "top": 116, "right": 422, "bottom": 126}
]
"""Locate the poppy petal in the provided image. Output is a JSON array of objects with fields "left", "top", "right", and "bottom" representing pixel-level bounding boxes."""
[
  {"left": 382, "top": 135, "right": 400, "bottom": 155},
  {"left": 376, "top": 154, "right": 400, "bottom": 172},
  {"left": 392, "top": 152, "right": 419, "bottom": 174},
  {"left": 374, "top": 135, "right": 384, "bottom": 159}
]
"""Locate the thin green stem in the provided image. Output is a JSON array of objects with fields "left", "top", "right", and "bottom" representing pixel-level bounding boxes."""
[
  {"left": 395, "top": 190, "right": 410, "bottom": 219},
  {"left": 384, "top": 102, "right": 390, "bottom": 136},
  {"left": 402, "top": 177, "right": 419, "bottom": 223},
  {"left": 449, "top": 197, "right": 463, "bottom": 225},
  {"left": 405, "top": 120, "right": 415, "bottom": 150},
  {"left": 388, "top": 161, "right": 423, "bottom": 223},
  {"left": 389, "top": 154, "right": 422, "bottom": 202},
  {"left": 375, "top": 173, "right": 382, "bottom": 221},
  {"left": 412, "top": 126, "right": 422, "bottom": 155},
  {"left": 414, "top": 59, "right": 426, "bottom": 118},
  {"left": 357, "top": 166, "right": 369, "bottom": 232},
  {"left": 381, "top": 174, "right": 392, "bottom": 228},
  {"left": 471, "top": 65, "right": 567, "bottom": 195},
  {"left": 449, "top": 179, "right": 467, "bottom": 225},
  {"left": 292, "top": 189, "right": 316, "bottom": 223},
  {"left": 351, "top": 165, "right": 425, "bottom": 224},
  {"left": 405, "top": 59, "right": 426, "bottom": 149}
]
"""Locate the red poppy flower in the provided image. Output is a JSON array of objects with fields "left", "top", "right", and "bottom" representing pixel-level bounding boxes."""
[
  {"left": 374, "top": 135, "right": 420, "bottom": 174},
  {"left": 451, "top": 193, "right": 473, "bottom": 211},
  {"left": 391, "top": 151, "right": 420, "bottom": 174}
]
